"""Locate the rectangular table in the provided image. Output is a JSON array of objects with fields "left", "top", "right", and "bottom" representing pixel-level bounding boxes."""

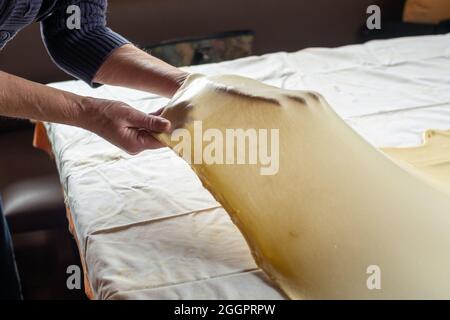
[{"left": 36, "top": 33, "right": 450, "bottom": 299}]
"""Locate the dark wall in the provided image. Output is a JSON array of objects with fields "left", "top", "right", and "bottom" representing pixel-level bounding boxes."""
[{"left": 0, "top": 0, "right": 405, "bottom": 84}]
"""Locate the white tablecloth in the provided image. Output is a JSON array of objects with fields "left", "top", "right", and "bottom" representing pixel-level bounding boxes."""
[{"left": 45, "top": 33, "right": 450, "bottom": 299}]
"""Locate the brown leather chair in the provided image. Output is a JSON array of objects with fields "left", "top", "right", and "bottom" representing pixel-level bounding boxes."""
[
  {"left": 0, "top": 120, "right": 66, "bottom": 233},
  {"left": 2, "top": 175, "right": 67, "bottom": 234},
  {"left": 0, "top": 119, "right": 84, "bottom": 299}
]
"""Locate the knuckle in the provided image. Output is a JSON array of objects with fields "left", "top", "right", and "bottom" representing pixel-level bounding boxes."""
[
  {"left": 147, "top": 116, "right": 157, "bottom": 130},
  {"left": 125, "top": 145, "right": 140, "bottom": 155}
]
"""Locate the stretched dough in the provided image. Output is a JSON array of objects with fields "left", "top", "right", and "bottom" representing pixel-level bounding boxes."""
[
  {"left": 383, "top": 130, "right": 450, "bottom": 193},
  {"left": 156, "top": 74, "right": 450, "bottom": 299}
]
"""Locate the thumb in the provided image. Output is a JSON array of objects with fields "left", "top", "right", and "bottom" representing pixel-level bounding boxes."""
[{"left": 136, "top": 113, "right": 171, "bottom": 133}]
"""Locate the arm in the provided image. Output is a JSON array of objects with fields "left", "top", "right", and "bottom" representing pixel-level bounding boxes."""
[
  {"left": 36, "top": 0, "right": 183, "bottom": 153},
  {"left": 41, "top": 0, "right": 188, "bottom": 97},
  {"left": 94, "top": 44, "right": 189, "bottom": 98},
  {"left": 0, "top": 71, "right": 170, "bottom": 154}
]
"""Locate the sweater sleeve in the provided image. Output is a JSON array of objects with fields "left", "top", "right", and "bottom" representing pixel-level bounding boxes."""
[{"left": 40, "top": 0, "right": 130, "bottom": 87}]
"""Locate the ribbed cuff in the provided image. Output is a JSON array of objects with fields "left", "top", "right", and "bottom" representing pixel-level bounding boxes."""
[{"left": 42, "top": 25, "right": 130, "bottom": 87}]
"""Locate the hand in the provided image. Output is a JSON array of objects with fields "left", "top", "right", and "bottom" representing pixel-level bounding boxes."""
[{"left": 83, "top": 98, "right": 170, "bottom": 154}]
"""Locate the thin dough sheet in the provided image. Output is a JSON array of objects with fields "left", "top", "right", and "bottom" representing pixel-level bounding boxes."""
[
  {"left": 383, "top": 130, "right": 450, "bottom": 192},
  {"left": 157, "top": 74, "right": 450, "bottom": 299}
]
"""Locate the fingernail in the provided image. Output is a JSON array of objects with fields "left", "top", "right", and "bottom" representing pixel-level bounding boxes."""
[
  {"left": 157, "top": 117, "right": 171, "bottom": 132},
  {"left": 163, "top": 120, "right": 171, "bottom": 132}
]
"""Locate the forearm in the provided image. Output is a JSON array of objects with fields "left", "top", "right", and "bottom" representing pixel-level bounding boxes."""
[
  {"left": 0, "top": 70, "right": 170, "bottom": 154},
  {"left": 94, "top": 44, "right": 189, "bottom": 98},
  {"left": 0, "top": 71, "right": 92, "bottom": 129}
]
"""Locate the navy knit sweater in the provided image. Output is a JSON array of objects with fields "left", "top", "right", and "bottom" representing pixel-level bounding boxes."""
[{"left": 0, "top": 0, "right": 129, "bottom": 86}]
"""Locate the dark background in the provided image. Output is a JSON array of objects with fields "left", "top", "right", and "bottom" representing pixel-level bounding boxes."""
[{"left": 0, "top": 0, "right": 406, "bottom": 84}]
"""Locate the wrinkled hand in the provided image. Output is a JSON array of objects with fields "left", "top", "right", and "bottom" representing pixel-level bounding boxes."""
[{"left": 85, "top": 98, "right": 170, "bottom": 154}]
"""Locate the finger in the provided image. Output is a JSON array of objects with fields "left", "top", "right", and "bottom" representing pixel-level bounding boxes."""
[
  {"left": 133, "top": 112, "right": 171, "bottom": 133},
  {"left": 146, "top": 115, "right": 171, "bottom": 133},
  {"left": 137, "top": 129, "right": 166, "bottom": 149},
  {"left": 150, "top": 107, "right": 166, "bottom": 117}
]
